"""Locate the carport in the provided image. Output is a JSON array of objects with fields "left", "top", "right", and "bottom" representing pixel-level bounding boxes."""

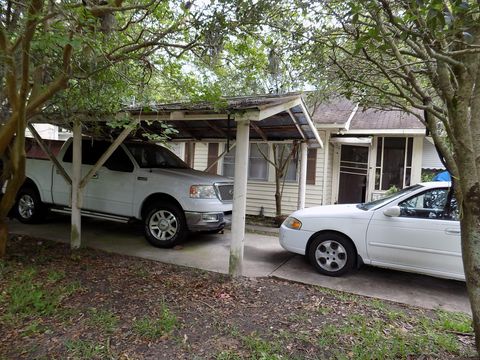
[{"left": 30, "top": 93, "right": 322, "bottom": 276}]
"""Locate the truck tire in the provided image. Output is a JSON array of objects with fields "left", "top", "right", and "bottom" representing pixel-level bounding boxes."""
[
  {"left": 14, "top": 187, "right": 45, "bottom": 224},
  {"left": 144, "top": 202, "right": 187, "bottom": 248}
]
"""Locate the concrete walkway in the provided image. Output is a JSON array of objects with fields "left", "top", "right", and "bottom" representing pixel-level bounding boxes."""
[{"left": 9, "top": 215, "right": 470, "bottom": 314}]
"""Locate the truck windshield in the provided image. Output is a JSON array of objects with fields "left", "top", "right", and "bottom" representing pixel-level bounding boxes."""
[
  {"left": 126, "top": 143, "right": 189, "bottom": 169},
  {"left": 356, "top": 184, "right": 424, "bottom": 211}
]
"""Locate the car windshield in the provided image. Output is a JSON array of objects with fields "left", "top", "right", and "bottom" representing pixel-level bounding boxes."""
[
  {"left": 357, "top": 184, "right": 424, "bottom": 211},
  {"left": 126, "top": 143, "right": 189, "bottom": 169}
]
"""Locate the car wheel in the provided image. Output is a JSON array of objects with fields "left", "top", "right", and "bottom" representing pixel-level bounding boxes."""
[
  {"left": 144, "top": 203, "right": 187, "bottom": 248},
  {"left": 308, "top": 233, "right": 356, "bottom": 277},
  {"left": 14, "top": 187, "right": 45, "bottom": 224}
]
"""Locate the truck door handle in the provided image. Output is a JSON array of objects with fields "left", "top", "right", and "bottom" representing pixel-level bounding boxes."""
[{"left": 445, "top": 228, "right": 460, "bottom": 235}]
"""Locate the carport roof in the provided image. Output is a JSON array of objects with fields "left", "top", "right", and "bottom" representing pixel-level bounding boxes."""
[
  {"left": 36, "top": 93, "right": 323, "bottom": 147},
  {"left": 128, "top": 93, "right": 322, "bottom": 146}
]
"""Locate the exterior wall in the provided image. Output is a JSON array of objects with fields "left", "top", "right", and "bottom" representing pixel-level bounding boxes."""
[
  {"left": 187, "top": 133, "right": 428, "bottom": 216},
  {"left": 422, "top": 138, "right": 445, "bottom": 170},
  {"left": 190, "top": 132, "right": 328, "bottom": 217}
]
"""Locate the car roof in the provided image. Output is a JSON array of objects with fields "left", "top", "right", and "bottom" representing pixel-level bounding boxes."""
[{"left": 418, "top": 181, "right": 452, "bottom": 188}]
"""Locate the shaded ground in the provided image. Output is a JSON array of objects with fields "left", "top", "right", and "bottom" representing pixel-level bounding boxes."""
[{"left": 0, "top": 235, "right": 477, "bottom": 360}]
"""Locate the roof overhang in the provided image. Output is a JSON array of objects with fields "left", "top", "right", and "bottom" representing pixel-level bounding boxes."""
[{"left": 33, "top": 94, "right": 323, "bottom": 148}]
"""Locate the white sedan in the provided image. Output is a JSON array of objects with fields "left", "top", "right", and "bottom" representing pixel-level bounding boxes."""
[{"left": 279, "top": 182, "right": 464, "bottom": 281}]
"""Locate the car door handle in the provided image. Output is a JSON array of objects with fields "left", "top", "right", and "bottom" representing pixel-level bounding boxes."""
[
  {"left": 92, "top": 173, "right": 98, "bottom": 179},
  {"left": 445, "top": 228, "right": 460, "bottom": 235}
]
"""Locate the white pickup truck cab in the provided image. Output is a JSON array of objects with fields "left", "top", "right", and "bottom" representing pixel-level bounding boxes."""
[{"left": 15, "top": 138, "right": 233, "bottom": 248}]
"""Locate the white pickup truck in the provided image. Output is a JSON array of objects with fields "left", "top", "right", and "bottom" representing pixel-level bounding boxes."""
[{"left": 14, "top": 138, "right": 233, "bottom": 248}]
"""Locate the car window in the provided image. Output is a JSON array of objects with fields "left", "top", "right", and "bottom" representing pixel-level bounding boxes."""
[
  {"left": 63, "top": 140, "right": 134, "bottom": 172},
  {"left": 104, "top": 147, "right": 134, "bottom": 172},
  {"left": 398, "top": 188, "right": 458, "bottom": 220},
  {"left": 63, "top": 140, "right": 108, "bottom": 165},
  {"left": 357, "top": 184, "right": 423, "bottom": 210},
  {"left": 125, "top": 143, "right": 189, "bottom": 169}
]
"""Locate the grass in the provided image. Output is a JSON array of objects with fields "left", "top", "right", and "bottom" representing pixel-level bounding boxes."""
[
  {"left": 64, "top": 339, "right": 112, "bottom": 359},
  {"left": 132, "top": 303, "right": 177, "bottom": 339},
  {"left": 87, "top": 308, "right": 119, "bottom": 334},
  {"left": 0, "top": 267, "right": 82, "bottom": 325}
]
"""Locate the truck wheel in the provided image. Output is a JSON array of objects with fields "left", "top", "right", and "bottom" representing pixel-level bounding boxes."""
[
  {"left": 144, "top": 203, "right": 187, "bottom": 248},
  {"left": 14, "top": 187, "right": 45, "bottom": 224}
]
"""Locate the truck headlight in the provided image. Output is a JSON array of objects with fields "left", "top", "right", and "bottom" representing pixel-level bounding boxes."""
[
  {"left": 189, "top": 185, "right": 217, "bottom": 199},
  {"left": 284, "top": 216, "right": 302, "bottom": 230}
]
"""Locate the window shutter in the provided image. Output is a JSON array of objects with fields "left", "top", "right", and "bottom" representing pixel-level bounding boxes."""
[
  {"left": 306, "top": 148, "right": 317, "bottom": 185},
  {"left": 207, "top": 143, "right": 219, "bottom": 174}
]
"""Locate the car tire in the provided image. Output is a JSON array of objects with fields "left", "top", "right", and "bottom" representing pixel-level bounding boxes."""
[
  {"left": 14, "top": 187, "right": 45, "bottom": 224},
  {"left": 143, "top": 202, "right": 187, "bottom": 248},
  {"left": 308, "top": 233, "right": 356, "bottom": 277}
]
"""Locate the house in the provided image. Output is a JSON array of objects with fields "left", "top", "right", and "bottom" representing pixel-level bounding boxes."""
[{"left": 172, "top": 96, "right": 444, "bottom": 217}]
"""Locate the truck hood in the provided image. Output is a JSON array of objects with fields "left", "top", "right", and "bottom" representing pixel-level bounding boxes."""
[{"left": 140, "top": 168, "right": 232, "bottom": 184}]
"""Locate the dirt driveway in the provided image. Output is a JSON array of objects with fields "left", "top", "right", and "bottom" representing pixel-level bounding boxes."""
[{"left": 8, "top": 215, "right": 470, "bottom": 314}]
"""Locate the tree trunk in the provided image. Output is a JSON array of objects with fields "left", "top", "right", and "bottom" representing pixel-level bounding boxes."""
[
  {"left": 0, "top": 219, "right": 7, "bottom": 258},
  {"left": 460, "top": 182, "right": 480, "bottom": 351},
  {"left": 275, "top": 170, "right": 282, "bottom": 216}
]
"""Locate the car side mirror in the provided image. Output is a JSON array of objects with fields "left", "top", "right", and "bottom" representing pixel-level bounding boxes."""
[{"left": 383, "top": 206, "right": 401, "bottom": 217}]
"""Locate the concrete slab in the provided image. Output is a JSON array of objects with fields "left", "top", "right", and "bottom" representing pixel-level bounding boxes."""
[
  {"left": 8, "top": 216, "right": 292, "bottom": 278},
  {"left": 8, "top": 215, "right": 470, "bottom": 314},
  {"left": 272, "top": 255, "right": 470, "bottom": 314}
]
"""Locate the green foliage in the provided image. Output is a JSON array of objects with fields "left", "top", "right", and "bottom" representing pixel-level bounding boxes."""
[{"left": 384, "top": 185, "right": 399, "bottom": 196}]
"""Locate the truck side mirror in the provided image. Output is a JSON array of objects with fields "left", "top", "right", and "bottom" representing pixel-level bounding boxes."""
[{"left": 383, "top": 206, "right": 401, "bottom": 217}]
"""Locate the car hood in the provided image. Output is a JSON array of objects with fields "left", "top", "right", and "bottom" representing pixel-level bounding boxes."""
[
  {"left": 290, "top": 204, "right": 367, "bottom": 219},
  {"left": 141, "top": 168, "right": 232, "bottom": 184}
]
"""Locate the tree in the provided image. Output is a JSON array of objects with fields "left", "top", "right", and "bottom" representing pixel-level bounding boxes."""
[
  {"left": 0, "top": 0, "right": 230, "bottom": 258},
  {"left": 291, "top": 0, "right": 480, "bottom": 351},
  {"left": 256, "top": 142, "right": 298, "bottom": 220}
]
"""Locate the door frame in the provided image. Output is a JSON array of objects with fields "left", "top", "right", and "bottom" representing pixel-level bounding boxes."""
[{"left": 332, "top": 142, "right": 371, "bottom": 204}]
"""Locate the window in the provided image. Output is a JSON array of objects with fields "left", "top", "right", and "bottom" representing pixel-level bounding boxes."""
[
  {"left": 222, "top": 143, "right": 269, "bottom": 181},
  {"left": 63, "top": 140, "right": 134, "bottom": 172},
  {"left": 274, "top": 143, "right": 298, "bottom": 182},
  {"left": 398, "top": 188, "right": 458, "bottom": 220},
  {"left": 250, "top": 143, "right": 269, "bottom": 180},
  {"left": 375, "top": 137, "right": 413, "bottom": 190},
  {"left": 223, "top": 145, "right": 235, "bottom": 178},
  {"left": 306, "top": 148, "right": 317, "bottom": 185}
]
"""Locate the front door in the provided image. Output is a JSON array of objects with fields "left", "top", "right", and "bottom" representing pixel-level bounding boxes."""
[{"left": 338, "top": 145, "right": 369, "bottom": 204}]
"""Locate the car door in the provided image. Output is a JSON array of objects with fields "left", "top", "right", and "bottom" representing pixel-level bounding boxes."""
[
  {"left": 366, "top": 187, "right": 463, "bottom": 278},
  {"left": 83, "top": 142, "right": 136, "bottom": 217}
]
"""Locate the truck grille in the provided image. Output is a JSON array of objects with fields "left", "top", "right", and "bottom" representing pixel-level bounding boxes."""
[{"left": 215, "top": 183, "right": 234, "bottom": 201}]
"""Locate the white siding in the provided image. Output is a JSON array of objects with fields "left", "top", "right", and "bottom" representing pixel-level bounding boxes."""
[
  {"left": 193, "top": 142, "right": 209, "bottom": 171},
  {"left": 191, "top": 133, "right": 329, "bottom": 217},
  {"left": 422, "top": 138, "right": 445, "bottom": 170}
]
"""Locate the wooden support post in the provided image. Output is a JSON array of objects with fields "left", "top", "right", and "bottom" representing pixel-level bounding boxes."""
[
  {"left": 229, "top": 119, "right": 250, "bottom": 277},
  {"left": 298, "top": 142, "right": 308, "bottom": 210},
  {"left": 70, "top": 120, "right": 82, "bottom": 249}
]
